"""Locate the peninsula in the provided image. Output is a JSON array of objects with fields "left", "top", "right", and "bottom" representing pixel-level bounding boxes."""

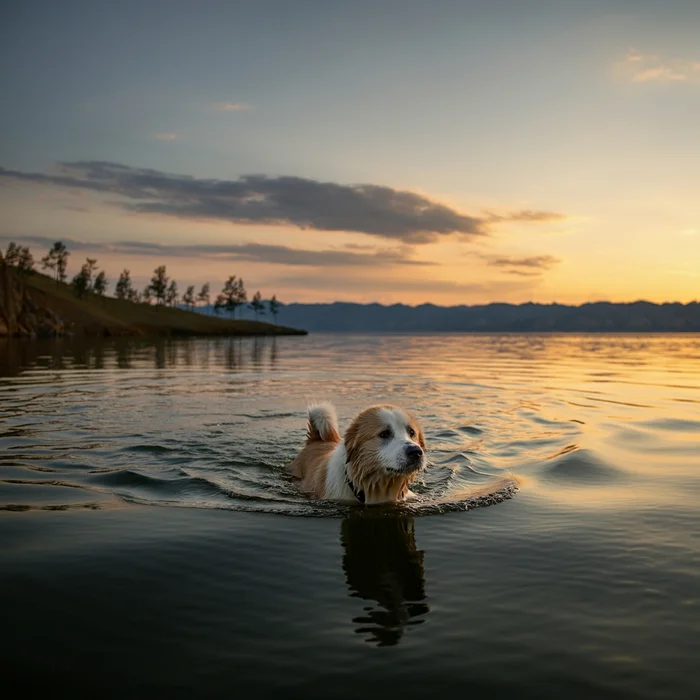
[{"left": 0, "top": 263, "right": 306, "bottom": 338}]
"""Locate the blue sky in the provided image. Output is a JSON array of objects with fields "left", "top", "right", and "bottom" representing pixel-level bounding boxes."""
[{"left": 1, "top": 0, "right": 699, "bottom": 304}]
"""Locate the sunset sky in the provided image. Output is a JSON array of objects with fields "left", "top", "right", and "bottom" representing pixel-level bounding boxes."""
[{"left": 1, "top": 0, "right": 699, "bottom": 305}]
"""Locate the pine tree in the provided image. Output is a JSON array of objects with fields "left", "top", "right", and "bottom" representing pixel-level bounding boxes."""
[
  {"left": 41, "top": 247, "right": 57, "bottom": 279},
  {"left": 182, "top": 285, "right": 195, "bottom": 309},
  {"left": 165, "top": 280, "right": 178, "bottom": 307},
  {"left": 4, "top": 242, "right": 20, "bottom": 266},
  {"left": 268, "top": 294, "right": 280, "bottom": 323},
  {"left": 71, "top": 263, "right": 91, "bottom": 299},
  {"left": 221, "top": 276, "right": 247, "bottom": 317},
  {"left": 84, "top": 258, "right": 98, "bottom": 285},
  {"left": 17, "top": 246, "right": 34, "bottom": 274},
  {"left": 115, "top": 270, "right": 133, "bottom": 299},
  {"left": 149, "top": 265, "right": 169, "bottom": 308},
  {"left": 93, "top": 270, "right": 108, "bottom": 297},
  {"left": 249, "top": 290, "right": 265, "bottom": 321},
  {"left": 71, "top": 257, "right": 98, "bottom": 297},
  {"left": 197, "top": 283, "right": 210, "bottom": 310},
  {"left": 54, "top": 241, "right": 69, "bottom": 282}
]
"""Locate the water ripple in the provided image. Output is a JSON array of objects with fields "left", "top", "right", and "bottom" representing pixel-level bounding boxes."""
[{"left": 1, "top": 334, "right": 699, "bottom": 516}]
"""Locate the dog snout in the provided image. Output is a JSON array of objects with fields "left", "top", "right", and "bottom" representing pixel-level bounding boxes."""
[{"left": 405, "top": 443, "right": 423, "bottom": 460}]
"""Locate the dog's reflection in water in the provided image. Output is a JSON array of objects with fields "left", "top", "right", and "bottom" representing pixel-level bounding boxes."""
[{"left": 341, "top": 515, "right": 429, "bottom": 647}]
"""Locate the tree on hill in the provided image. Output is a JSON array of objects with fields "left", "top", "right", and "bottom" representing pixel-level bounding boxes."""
[
  {"left": 115, "top": 269, "right": 134, "bottom": 299},
  {"left": 268, "top": 294, "right": 280, "bottom": 323},
  {"left": 237, "top": 279, "right": 248, "bottom": 314},
  {"left": 4, "top": 242, "right": 34, "bottom": 274},
  {"left": 55, "top": 242, "right": 69, "bottom": 282},
  {"left": 197, "top": 283, "right": 210, "bottom": 311},
  {"left": 149, "top": 265, "right": 169, "bottom": 308},
  {"left": 142, "top": 285, "right": 152, "bottom": 305},
  {"left": 41, "top": 241, "right": 69, "bottom": 283},
  {"left": 221, "top": 276, "right": 247, "bottom": 317},
  {"left": 249, "top": 290, "right": 265, "bottom": 321},
  {"left": 71, "top": 257, "right": 99, "bottom": 298},
  {"left": 165, "top": 280, "right": 178, "bottom": 307},
  {"left": 4, "top": 242, "right": 20, "bottom": 266},
  {"left": 85, "top": 258, "right": 99, "bottom": 280},
  {"left": 41, "top": 249, "right": 56, "bottom": 279},
  {"left": 71, "top": 264, "right": 91, "bottom": 299},
  {"left": 17, "top": 246, "right": 34, "bottom": 274},
  {"left": 182, "top": 285, "right": 195, "bottom": 309},
  {"left": 93, "top": 271, "right": 108, "bottom": 298},
  {"left": 214, "top": 293, "right": 225, "bottom": 316}
]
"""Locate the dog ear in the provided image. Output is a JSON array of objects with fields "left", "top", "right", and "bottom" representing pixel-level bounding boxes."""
[{"left": 344, "top": 420, "right": 359, "bottom": 464}]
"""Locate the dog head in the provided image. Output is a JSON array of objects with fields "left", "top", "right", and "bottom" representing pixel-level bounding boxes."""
[{"left": 344, "top": 405, "right": 426, "bottom": 501}]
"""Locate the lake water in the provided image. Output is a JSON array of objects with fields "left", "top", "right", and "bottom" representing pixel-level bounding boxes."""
[{"left": 2, "top": 334, "right": 699, "bottom": 698}]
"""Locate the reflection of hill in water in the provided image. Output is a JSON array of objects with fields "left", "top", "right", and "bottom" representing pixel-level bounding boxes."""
[
  {"left": 341, "top": 516, "right": 429, "bottom": 647},
  {"left": 0, "top": 336, "right": 280, "bottom": 376}
]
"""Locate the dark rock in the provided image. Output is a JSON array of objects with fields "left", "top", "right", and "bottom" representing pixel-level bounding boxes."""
[{"left": 0, "top": 261, "right": 67, "bottom": 338}]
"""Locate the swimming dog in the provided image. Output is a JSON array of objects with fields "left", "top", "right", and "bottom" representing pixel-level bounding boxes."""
[{"left": 288, "top": 403, "right": 427, "bottom": 504}]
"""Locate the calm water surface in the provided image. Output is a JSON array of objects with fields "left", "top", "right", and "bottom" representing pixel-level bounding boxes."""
[{"left": 1, "top": 334, "right": 699, "bottom": 698}]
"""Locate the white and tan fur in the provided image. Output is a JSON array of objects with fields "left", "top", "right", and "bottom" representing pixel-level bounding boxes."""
[{"left": 288, "top": 402, "right": 427, "bottom": 505}]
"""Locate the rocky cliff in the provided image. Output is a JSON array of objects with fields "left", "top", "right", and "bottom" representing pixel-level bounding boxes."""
[{"left": 0, "top": 262, "right": 65, "bottom": 337}]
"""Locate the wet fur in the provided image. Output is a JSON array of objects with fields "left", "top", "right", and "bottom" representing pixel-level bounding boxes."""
[{"left": 288, "top": 403, "right": 426, "bottom": 505}]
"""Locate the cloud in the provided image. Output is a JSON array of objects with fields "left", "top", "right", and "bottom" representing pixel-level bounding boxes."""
[
  {"left": 154, "top": 132, "right": 179, "bottom": 141},
  {"left": 484, "top": 210, "right": 565, "bottom": 224},
  {"left": 0, "top": 161, "right": 564, "bottom": 244},
  {"left": 620, "top": 49, "right": 700, "bottom": 84},
  {"left": 214, "top": 102, "right": 253, "bottom": 111},
  {"left": 59, "top": 204, "right": 91, "bottom": 213},
  {"left": 0, "top": 234, "right": 432, "bottom": 268},
  {"left": 481, "top": 254, "right": 561, "bottom": 276},
  {"left": 501, "top": 269, "right": 542, "bottom": 277}
]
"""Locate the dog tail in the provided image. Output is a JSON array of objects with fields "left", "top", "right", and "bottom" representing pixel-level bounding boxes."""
[{"left": 306, "top": 402, "right": 341, "bottom": 443}]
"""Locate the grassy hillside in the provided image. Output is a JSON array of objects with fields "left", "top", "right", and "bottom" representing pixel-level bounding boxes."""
[{"left": 21, "top": 272, "right": 306, "bottom": 337}]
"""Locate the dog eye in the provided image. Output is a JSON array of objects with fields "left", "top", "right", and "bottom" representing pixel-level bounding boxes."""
[
  {"left": 379, "top": 429, "right": 392, "bottom": 439},
  {"left": 408, "top": 427, "right": 416, "bottom": 438}
]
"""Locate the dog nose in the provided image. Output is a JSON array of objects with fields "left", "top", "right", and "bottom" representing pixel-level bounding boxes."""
[{"left": 405, "top": 444, "right": 423, "bottom": 460}]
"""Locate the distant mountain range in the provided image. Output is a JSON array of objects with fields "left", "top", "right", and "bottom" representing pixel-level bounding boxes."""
[{"left": 199, "top": 300, "right": 700, "bottom": 332}]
